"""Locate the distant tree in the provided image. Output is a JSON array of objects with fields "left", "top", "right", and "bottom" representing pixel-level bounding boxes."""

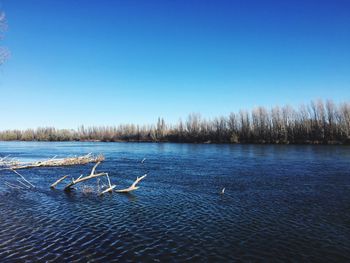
[
  {"left": 282, "top": 105, "right": 294, "bottom": 143},
  {"left": 1, "top": 100, "right": 350, "bottom": 144},
  {"left": 156, "top": 117, "right": 166, "bottom": 141},
  {"left": 239, "top": 110, "right": 250, "bottom": 142},
  {"left": 177, "top": 118, "right": 185, "bottom": 141},
  {"left": 338, "top": 102, "right": 350, "bottom": 140},
  {"left": 325, "top": 100, "right": 336, "bottom": 141},
  {"left": 271, "top": 106, "right": 283, "bottom": 143},
  {"left": 228, "top": 113, "right": 239, "bottom": 143},
  {"left": 186, "top": 113, "right": 201, "bottom": 141}
]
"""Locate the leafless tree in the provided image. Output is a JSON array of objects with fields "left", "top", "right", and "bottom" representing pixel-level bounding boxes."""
[{"left": 1, "top": 100, "right": 349, "bottom": 144}]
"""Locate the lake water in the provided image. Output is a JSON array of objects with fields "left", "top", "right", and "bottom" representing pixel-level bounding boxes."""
[{"left": 0, "top": 142, "right": 349, "bottom": 262}]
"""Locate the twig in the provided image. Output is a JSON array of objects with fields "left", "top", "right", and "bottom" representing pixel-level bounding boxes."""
[
  {"left": 90, "top": 162, "right": 100, "bottom": 176},
  {"left": 16, "top": 179, "right": 31, "bottom": 189},
  {"left": 5, "top": 181, "right": 24, "bottom": 190},
  {"left": 97, "top": 178, "right": 101, "bottom": 192},
  {"left": 106, "top": 173, "right": 112, "bottom": 188},
  {"left": 10, "top": 169, "right": 35, "bottom": 188}
]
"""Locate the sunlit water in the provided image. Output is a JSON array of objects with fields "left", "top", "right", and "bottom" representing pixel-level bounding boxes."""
[{"left": 0, "top": 142, "right": 349, "bottom": 262}]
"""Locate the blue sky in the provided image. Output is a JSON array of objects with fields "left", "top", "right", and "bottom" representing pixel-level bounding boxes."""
[{"left": 0, "top": 0, "right": 349, "bottom": 129}]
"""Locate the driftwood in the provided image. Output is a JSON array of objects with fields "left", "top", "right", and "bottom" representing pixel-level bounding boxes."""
[
  {"left": 100, "top": 185, "right": 116, "bottom": 195},
  {"left": 5, "top": 181, "right": 24, "bottom": 190},
  {"left": 64, "top": 162, "right": 108, "bottom": 191},
  {"left": 6, "top": 153, "right": 104, "bottom": 170},
  {"left": 10, "top": 169, "right": 35, "bottom": 188},
  {"left": 50, "top": 175, "right": 68, "bottom": 189},
  {"left": 43, "top": 156, "right": 148, "bottom": 196},
  {"left": 0, "top": 155, "right": 20, "bottom": 168},
  {"left": 99, "top": 173, "right": 116, "bottom": 195},
  {"left": 49, "top": 163, "right": 147, "bottom": 195},
  {"left": 16, "top": 179, "right": 31, "bottom": 189},
  {"left": 2, "top": 167, "right": 35, "bottom": 190},
  {"left": 115, "top": 174, "right": 147, "bottom": 193},
  {"left": 3, "top": 153, "right": 149, "bottom": 195},
  {"left": 62, "top": 161, "right": 117, "bottom": 195}
]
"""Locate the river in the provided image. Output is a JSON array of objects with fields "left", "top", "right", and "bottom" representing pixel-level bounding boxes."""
[{"left": 0, "top": 142, "right": 349, "bottom": 262}]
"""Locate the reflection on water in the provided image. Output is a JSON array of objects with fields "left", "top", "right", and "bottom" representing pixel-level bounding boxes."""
[{"left": 0, "top": 142, "right": 350, "bottom": 262}]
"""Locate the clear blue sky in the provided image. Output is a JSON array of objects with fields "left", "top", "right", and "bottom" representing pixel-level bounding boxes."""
[{"left": 0, "top": 0, "right": 349, "bottom": 129}]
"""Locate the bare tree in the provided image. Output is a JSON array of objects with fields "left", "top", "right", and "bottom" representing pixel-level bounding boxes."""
[
  {"left": 1, "top": 100, "right": 349, "bottom": 144},
  {"left": 186, "top": 113, "right": 201, "bottom": 141},
  {"left": 239, "top": 110, "right": 250, "bottom": 142},
  {"left": 326, "top": 100, "right": 336, "bottom": 141},
  {"left": 228, "top": 113, "right": 239, "bottom": 143},
  {"left": 156, "top": 117, "right": 166, "bottom": 141}
]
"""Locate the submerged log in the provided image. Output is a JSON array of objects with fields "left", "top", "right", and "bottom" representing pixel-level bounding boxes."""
[
  {"left": 115, "top": 174, "right": 147, "bottom": 193},
  {"left": 7, "top": 153, "right": 104, "bottom": 170}
]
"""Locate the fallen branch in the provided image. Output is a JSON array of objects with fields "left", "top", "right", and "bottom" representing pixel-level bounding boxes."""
[
  {"left": 16, "top": 179, "right": 31, "bottom": 189},
  {"left": 100, "top": 185, "right": 116, "bottom": 195},
  {"left": 99, "top": 174, "right": 116, "bottom": 195},
  {"left": 64, "top": 172, "right": 107, "bottom": 190},
  {"left": 50, "top": 175, "right": 68, "bottom": 189},
  {"left": 115, "top": 174, "right": 147, "bottom": 193},
  {"left": 10, "top": 169, "right": 35, "bottom": 188},
  {"left": 6, "top": 153, "right": 104, "bottom": 170},
  {"left": 46, "top": 158, "right": 148, "bottom": 196},
  {"left": 0, "top": 155, "right": 20, "bottom": 168},
  {"left": 64, "top": 162, "right": 107, "bottom": 190},
  {"left": 5, "top": 181, "right": 24, "bottom": 190}
]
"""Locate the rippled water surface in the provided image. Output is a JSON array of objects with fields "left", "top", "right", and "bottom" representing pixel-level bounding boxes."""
[{"left": 0, "top": 142, "right": 349, "bottom": 262}]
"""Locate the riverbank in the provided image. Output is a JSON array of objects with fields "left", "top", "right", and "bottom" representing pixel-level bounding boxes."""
[{"left": 0, "top": 138, "right": 349, "bottom": 145}]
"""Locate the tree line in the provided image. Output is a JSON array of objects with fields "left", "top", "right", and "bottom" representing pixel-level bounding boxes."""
[{"left": 1, "top": 100, "right": 350, "bottom": 144}]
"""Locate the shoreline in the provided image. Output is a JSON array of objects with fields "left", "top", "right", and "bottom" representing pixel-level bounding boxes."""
[{"left": 0, "top": 139, "right": 349, "bottom": 145}]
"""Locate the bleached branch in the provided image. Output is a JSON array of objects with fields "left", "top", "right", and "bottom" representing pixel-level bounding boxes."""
[{"left": 115, "top": 174, "right": 147, "bottom": 193}]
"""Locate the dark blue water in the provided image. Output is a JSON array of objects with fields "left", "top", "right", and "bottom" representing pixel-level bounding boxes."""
[{"left": 0, "top": 142, "right": 349, "bottom": 262}]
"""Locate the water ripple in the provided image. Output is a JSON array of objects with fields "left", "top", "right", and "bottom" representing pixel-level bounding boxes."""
[{"left": 0, "top": 142, "right": 349, "bottom": 262}]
